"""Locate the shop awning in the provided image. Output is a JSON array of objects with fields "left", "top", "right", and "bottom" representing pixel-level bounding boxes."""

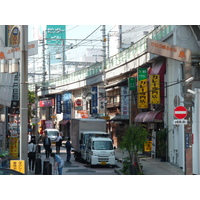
[
  {"left": 104, "top": 79, "right": 127, "bottom": 89},
  {"left": 134, "top": 111, "right": 163, "bottom": 123},
  {"left": 134, "top": 112, "right": 146, "bottom": 123},
  {"left": 150, "top": 60, "right": 166, "bottom": 75},
  {"left": 59, "top": 120, "right": 69, "bottom": 125}
]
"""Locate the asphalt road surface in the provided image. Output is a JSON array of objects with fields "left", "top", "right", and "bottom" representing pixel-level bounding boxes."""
[{"left": 37, "top": 144, "right": 119, "bottom": 175}]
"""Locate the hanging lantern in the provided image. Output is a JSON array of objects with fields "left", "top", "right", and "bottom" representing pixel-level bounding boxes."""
[
  {"left": 10, "top": 59, "right": 19, "bottom": 73},
  {"left": 0, "top": 59, "right": 8, "bottom": 73}
]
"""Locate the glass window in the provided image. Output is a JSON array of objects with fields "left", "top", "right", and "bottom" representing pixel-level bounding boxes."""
[
  {"left": 92, "top": 141, "right": 113, "bottom": 150},
  {"left": 48, "top": 131, "right": 58, "bottom": 136}
]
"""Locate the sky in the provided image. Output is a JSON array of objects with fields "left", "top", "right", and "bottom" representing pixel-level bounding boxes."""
[{"left": 29, "top": 25, "right": 114, "bottom": 62}]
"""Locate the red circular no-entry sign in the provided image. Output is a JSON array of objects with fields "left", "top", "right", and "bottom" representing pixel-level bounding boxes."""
[{"left": 174, "top": 106, "right": 188, "bottom": 119}]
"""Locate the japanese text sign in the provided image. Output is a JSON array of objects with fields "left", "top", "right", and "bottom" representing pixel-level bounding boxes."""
[
  {"left": 137, "top": 68, "right": 148, "bottom": 109},
  {"left": 10, "top": 160, "right": 25, "bottom": 174},
  {"left": 149, "top": 75, "right": 160, "bottom": 104}
]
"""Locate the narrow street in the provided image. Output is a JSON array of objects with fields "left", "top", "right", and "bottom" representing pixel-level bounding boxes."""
[{"left": 33, "top": 143, "right": 119, "bottom": 175}]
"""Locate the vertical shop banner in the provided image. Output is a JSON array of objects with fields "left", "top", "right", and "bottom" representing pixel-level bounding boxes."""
[
  {"left": 9, "top": 137, "right": 19, "bottom": 159},
  {"left": 128, "top": 77, "right": 136, "bottom": 90},
  {"left": 91, "top": 87, "right": 98, "bottom": 114},
  {"left": 149, "top": 75, "right": 160, "bottom": 104},
  {"left": 62, "top": 92, "right": 72, "bottom": 120},
  {"left": 98, "top": 87, "right": 105, "bottom": 112},
  {"left": 121, "top": 86, "right": 129, "bottom": 119},
  {"left": 56, "top": 94, "right": 62, "bottom": 114},
  {"left": 137, "top": 68, "right": 148, "bottom": 109}
]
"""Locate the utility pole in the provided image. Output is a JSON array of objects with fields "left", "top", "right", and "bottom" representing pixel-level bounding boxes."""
[
  {"left": 101, "top": 25, "right": 107, "bottom": 117},
  {"left": 107, "top": 33, "right": 110, "bottom": 58},
  {"left": 102, "top": 25, "right": 106, "bottom": 70},
  {"left": 20, "top": 25, "right": 28, "bottom": 174},
  {"left": 62, "top": 40, "right": 65, "bottom": 76},
  {"left": 118, "top": 25, "right": 122, "bottom": 53},
  {"left": 183, "top": 61, "right": 193, "bottom": 175},
  {"left": 48, "top": 52, "right": 51, "bottom": 81},
  {"left": 42, "top": 31, "right": 46, "bottom": 96}
]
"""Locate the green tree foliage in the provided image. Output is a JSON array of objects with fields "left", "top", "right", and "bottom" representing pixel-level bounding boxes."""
[{"left": 120, "top": 124, "right": 149, "bottom": 174}]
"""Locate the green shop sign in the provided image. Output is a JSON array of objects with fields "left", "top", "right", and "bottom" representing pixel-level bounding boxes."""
[
  {"left": 128, "top": 77, "right": 136, "bottom": 90},
  {"left": 138, "top": 68, "right": 148, "bottom": 81}
]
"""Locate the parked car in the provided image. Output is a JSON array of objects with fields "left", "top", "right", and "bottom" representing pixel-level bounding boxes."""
[{"left": 0, "top": 168, "right": 24, "bottom": 175}]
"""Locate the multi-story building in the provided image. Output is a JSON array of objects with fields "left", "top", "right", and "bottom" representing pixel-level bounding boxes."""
[{"left": 37, "top": 25, "right": 200, "bottom": 175}]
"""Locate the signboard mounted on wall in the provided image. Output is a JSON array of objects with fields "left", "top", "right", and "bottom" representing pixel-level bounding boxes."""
[{"left": 147, "top": 38, "right": 191, "bottom": 64}]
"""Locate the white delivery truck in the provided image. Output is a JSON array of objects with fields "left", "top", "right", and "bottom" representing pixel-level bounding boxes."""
[
  {"left": 70, "top": 118, "right": 108, "bottom": 162},
  {"left": 85, "top": 136, "right": 116, "bottom": 167},
  {"left": 44, "top": 128, "right": 59, "bottom": 142}
]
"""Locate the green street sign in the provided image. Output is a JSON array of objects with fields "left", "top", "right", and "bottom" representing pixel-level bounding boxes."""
[
  {"left": 128, "top": 77, "right": 136, "bottom": 90},
  {"left": 46, "top": 25, "right": 66, "bottom": 45},
  {"left": 138, "top": 68, "right": 148, "bottom": 81}
]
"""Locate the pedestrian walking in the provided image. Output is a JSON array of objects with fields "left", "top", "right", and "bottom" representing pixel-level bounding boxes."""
[
  {"left": 55, "top": 132, "right": 62, "bottom": 154},
  {"left": 28, "top": 132, "right": 31, "bottom": 143},
  {"left": 28, "top": 139, "right": 36, "bottom": 171},
  {"left": 50, "top": 153, "right": 64, "bottom": 175},
  {"left": 65, "top": 137, "right": 71, "bottom": 162},
  {"left": 43, "top": 134, "right": 51, "bottom": 158}
]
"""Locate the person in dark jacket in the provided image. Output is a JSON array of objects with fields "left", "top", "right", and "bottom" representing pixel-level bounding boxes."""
[
  {"left": 65, "top": 137, "right": 71, "bottom": 162},
  {"left": 28, "top": 139, "right": 36, "bottom": 171},
  {"left": 43, "top": 134, "right": 51, "bottom": 158}
]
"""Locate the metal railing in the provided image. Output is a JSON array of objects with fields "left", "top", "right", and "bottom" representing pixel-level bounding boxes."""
[{"left": 29, "top": 25, "right": 174, "bottom": 91}]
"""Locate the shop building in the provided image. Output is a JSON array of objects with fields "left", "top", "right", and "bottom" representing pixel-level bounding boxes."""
[{"left": 35, "top": 25, "right": 200, "bottom": 174}]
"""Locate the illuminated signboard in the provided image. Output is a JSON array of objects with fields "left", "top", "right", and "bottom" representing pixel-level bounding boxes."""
[{"left": 149, "top": 74, "right": 160, "bottom": 104}]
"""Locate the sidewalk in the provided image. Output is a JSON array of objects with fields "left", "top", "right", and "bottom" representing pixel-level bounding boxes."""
[{"left": 114, "top": 148, "right": 185, "bottom": 175}]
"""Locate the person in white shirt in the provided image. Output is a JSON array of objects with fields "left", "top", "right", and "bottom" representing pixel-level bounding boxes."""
[
  {"left": 28, "top": 140, "right": 36, "bottom": 171},
  {"left": 28, "top": 132, "right": 32, "bottom": 143},
  {"left": 55, "top": 132, "right": 62, "bottom": 154}
]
